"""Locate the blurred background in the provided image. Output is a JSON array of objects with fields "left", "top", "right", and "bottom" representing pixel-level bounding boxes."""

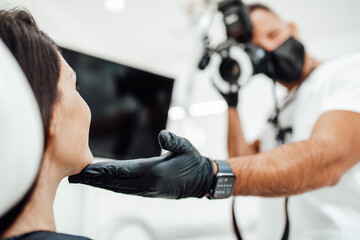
[{"left": 1, "top": 0, "right": 360, "bottom": 239}]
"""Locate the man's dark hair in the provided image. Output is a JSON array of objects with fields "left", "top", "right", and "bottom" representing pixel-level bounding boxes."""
[
  {"left": 247, "top": 3, "right": 274, "bottom": 14},
  {"left": 0, "top": 8, "right": 61, "bottom": 235}
]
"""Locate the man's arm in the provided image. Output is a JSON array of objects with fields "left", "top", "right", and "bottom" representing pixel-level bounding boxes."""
[
  {"left": 228, "top": 110, "right": 360, "bottom": 197},
  {"left": 212, "top": 82, "right": 259, "bottom": 157},
  {"left": 69, "top": 111, "right": 360, "bottom": 200},
  {"left": 227, "top": 107, "right": 259, "bottom": 157}
]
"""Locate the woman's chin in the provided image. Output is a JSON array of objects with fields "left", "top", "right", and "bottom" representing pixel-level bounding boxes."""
[
  {"left": 86, "top": 148, "right": 94, "bottom": 164},
  {"left": 71, "top": 149, "right": 94, "bottom": 175},
  {"left": 83, "top": 148, "right": 94, "bottom": 166}
]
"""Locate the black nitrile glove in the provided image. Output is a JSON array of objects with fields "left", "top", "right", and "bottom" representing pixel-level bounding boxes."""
[
  {"left": 69, "top": 130, "right": 214, "bottom": 199},
  {"left": 212, "top": 80, "right": 240, "bottom": 107}
]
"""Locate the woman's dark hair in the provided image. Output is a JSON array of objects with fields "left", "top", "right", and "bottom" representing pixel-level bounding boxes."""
[
  {"left": 0, "top": 8, "right": 60, "bottom": 148},
  {"left": 0, "top": 8, "right": 60, "bottom": 235}
]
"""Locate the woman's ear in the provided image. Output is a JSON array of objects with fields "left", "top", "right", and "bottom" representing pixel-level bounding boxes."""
[
  {"left": 288, "top": 22, "right": 299, "bottom": 39},
  {"left": 48, "top": 119, "right": 57, "bottom": 138},
  {"left": 48, "top": 108, "right": 59, "bottom": 138}
]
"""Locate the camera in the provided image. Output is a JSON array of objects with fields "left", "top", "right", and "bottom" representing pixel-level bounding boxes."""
[
  {"left": 198, "top": 0, "right": 274, "bottom": 86},
  {"left": 218, "top": 0, "right": 252, "bottom": 43}
]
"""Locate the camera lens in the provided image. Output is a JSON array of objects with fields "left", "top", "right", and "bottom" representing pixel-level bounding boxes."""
[{"left": 219, "top": 57, "right": 241, "bottom": 84}]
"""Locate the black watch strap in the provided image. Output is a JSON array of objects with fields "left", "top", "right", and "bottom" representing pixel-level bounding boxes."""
[
  {"left": 215, "top": 160, "right": 233, "bottom": 173},
  {"left": 208, "top": 160, "right": 235, "bottom": 199}
]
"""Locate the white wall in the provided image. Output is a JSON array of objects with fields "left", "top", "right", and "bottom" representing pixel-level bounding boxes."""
[{"left": 1, "top": 0, "right": 360, "bottom": 239}]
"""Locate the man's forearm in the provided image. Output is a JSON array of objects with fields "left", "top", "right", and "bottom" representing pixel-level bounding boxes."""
[
  {"left": 228, "top": 107, "right": 257, "bottom": 157},
  {"left": 227, "top": 138, "right": 343, "bottom": 197}
]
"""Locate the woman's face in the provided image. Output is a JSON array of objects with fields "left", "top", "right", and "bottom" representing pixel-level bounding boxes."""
[{"left": 48, "top": 54, "right": 93, "bottom": 176}]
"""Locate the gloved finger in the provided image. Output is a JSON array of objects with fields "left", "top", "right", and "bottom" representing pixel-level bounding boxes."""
[
  {"left": 68, "top": 166, "right": 98, "bottom": 184},
  {"left": 69, "top": 154, "right": 171, "bottom": 184},
  {"left": 211, "top": 77, "right": 226, "bottom": 95},
  {"left": 79, "top": 180, "right": 144, "bottom": 194},
  {"left": 68, "top": 160, "right": 127, "bottom": 184},
  {"left": 68, "top": 173, "right": 82, "bottom": 184},
  {"left": 158, "top": 130, "right": 192, "bottom": 154},
  {"left": 68, "top": 170, "right": 95, "bottom": 184},
  {"left": 71, "top": 175, "right": 155, "bottom": 196}
]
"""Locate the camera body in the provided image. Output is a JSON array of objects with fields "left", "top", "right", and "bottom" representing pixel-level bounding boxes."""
[
  {"left": 198, "top": 0, "right": 274, "bottom": 86},
  {"left": 218, "top": 0, "right": 252, "bottom": 43}
]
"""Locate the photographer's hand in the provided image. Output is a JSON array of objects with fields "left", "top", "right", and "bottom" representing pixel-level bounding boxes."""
[
  {"left": 212, "top": 81, "right": 240, "bottom": 107},
  {"left": 69, "top": 130, "right": 214, "bottom": 199}
]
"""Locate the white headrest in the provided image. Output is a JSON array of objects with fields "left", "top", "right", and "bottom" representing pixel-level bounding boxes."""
[{"left": 0, "top": 40, "right": 43, "bottom": 217}]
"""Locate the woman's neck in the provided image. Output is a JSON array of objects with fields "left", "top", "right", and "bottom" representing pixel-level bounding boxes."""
[{"left": 2, "top": 153, "right": 64, "bottom": 238}]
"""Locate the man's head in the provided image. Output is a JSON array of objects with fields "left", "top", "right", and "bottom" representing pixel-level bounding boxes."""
[
  {"left": 246, "top": 3, "right": 314, "bottom": 89},
  {"left": 247, "top": 3, "right": 298, "bottom": 51}
]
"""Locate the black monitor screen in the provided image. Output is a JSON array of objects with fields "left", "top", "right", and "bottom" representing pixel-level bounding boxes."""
[{"left": 60, "top": 47, "right": 174, "bottom": 160}]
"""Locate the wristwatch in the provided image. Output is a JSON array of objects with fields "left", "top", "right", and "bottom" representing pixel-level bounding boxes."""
[{"left": 208, "top": 160, "right": 236, "bottom": 199}]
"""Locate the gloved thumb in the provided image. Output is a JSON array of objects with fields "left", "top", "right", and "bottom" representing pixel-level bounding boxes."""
[{"left": 158, "top": 130, "right": 192, "bottom": 154}]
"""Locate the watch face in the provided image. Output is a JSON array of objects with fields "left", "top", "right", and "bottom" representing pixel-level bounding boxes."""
[{"left": 213, "top": 175, "right": 235, "bottom": 199}]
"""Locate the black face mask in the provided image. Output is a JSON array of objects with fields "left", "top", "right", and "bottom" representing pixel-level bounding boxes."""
[{"left": 267, "top": 37, "right": 305, "bottom": 83}]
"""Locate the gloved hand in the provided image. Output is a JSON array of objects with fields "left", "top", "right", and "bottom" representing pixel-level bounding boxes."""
[
  {"left": 212, "top": 80, "right": 240, "bottom": 107},
  {"left": 69, "top": 130, "right": 214, "bottom": 199}
]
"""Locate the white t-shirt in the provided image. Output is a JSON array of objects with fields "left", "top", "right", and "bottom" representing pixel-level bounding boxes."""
[{"left": 255, "top": 53, "right": 360, "bottom": 240}]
